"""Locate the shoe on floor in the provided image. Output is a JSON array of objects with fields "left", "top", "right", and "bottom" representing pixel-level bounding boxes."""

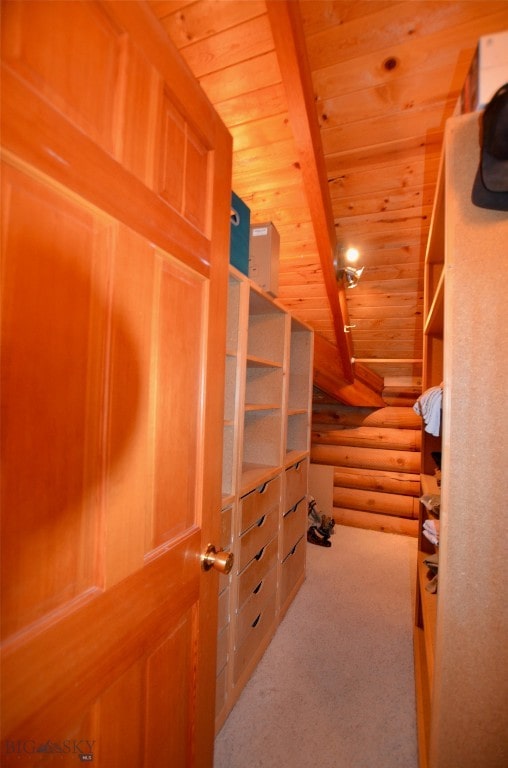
[{"left": 307, "top": 526, "right": 332, "bottom": 547}]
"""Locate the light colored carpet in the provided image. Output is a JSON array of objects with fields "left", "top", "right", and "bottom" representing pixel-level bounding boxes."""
[{"left": 214, "top": 525, "right": 418, "bottom": 768}]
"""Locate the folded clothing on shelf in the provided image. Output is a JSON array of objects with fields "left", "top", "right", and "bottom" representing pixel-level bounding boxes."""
[
  {"left": 413, "top": 385, "right": 443, "bottom": 436},
  {"left": 423, "top": 518, "right": 440, "bottom": 546}
]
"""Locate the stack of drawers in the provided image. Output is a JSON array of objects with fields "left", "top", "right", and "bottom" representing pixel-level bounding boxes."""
[
  {"left": 234, "top": 474, "right": 281, "bottom": 683},
  {"left": 216, "top": 503, "right": 233, "bottom": 714},
  {"left": 216, "top": 461, "right": 309, "bottom": 719},
  {"left": 281, "top": 460, "right": 308, "bottom": 612}
]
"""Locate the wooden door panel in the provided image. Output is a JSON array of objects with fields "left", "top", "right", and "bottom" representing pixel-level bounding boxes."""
[
  {"left": 2, "top": 530, "right": 200, "bottom": 743},
  {"left": 158, "top": 92, "right": 187, "bottom": 214},
  {"left": 0, "top": 163, "right": 112, "bottom": 638},
  {"left": 157, "top": 88, "right": 211, "bottom": 233},
  {"left": 1, "top": 163, "right": 214, "bottom": 754},
  {"left": 145, "top": 613, "right": 195, "bottom": 766},
  {"left": 1, "top": 1, "right": 232, "bottom": 765},
  {"left": 1, "top": 0, "right": 166, "bottom": 190},
  {"left": 2, "top": 42, "right": 212, "bottom": 275},
  {"left": 1, "top": 1, "right": 124, "bottom": 156},
  {"left": 101, "top": 225, "right": 154, "bottom": 586},
  {"left": 120, "top": 38, "right": 160, "bottom": 187},
  {"left": 152, "top": 257, "right": 207, "bottom": 548},
  {"left": 96, "top": 617, "right": 197, "bottom": 768},
  {"left": 97, "top": 661, "right": 145, "bottom": 766},
  {"left": 183, "top": 128, "right": 210, "bottom": 232}
]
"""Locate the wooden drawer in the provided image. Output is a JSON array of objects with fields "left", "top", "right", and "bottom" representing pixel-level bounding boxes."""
[
  {"left": 218, "top": 568, "right": 231, "bottom": 598},
  {"left": 285, "top": 459, "right": 308, "bottom": 511},
  {"left": 216, "top": 624, "right": 229, "bottom": 674},
  {"left": 233, "top": 588, "right": 277, "bottom": 684},
  {"left": 218, "top": 505, "right": 233, "bottom": 594},
  {"left": 280, "top": 535, "right": 305, "bottom": 609},
  {"left": 218, "top": 584, "right": 230, "bottom": 633},
  {"left": 237, "top": 535, "right": 278, "bottom": 608},
  {"left": 220, "top": 504, "right": 233, "bottom": 549},
  {"left": 238, "top": 508, "right": 278, "bottom": 573},
  {"left": 215, "top": 662, "right": 227, "bottom": 715},
  {"left": 282, "top": 498, "right": 307, "bottom": 561},
  {"left": 240, "top": 475, "right": 281, "bottom": 534},
  {"left": 235, "top": 565, "right": 277, "bottom": 649}
]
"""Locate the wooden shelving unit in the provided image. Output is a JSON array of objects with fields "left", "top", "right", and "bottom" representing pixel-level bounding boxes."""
[
  {"left": 216, "top": 266, "right": 314, "bottom": 732},
  {"left": 413, "top": 111, "right": 508, "bottom": 768}
]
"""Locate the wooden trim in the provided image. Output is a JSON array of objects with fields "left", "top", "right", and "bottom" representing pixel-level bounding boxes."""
[
  {"left": 313, "top": 334, "right": 385, "bottom": 406},
  {"left": 352, "top": 360, "right": 384, "bottom": 393},
  {"left": 354, "top": 358, "right": 423, "bottom": 364}
]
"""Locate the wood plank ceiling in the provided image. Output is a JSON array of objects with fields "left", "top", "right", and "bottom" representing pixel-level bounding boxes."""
[{"left": 149, "top": 0, "right": 508, "bottom": 405}]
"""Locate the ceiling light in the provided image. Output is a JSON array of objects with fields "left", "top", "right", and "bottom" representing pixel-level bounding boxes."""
[
  {"left": 338, "top": 265, "right": 364, "bottom": 288},
  {"left": 345, "top": 247, "right": 360, "bottom": 263}
]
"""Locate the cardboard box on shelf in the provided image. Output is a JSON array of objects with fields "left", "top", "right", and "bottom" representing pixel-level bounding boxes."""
[
  {"left": 461, "top": 31, "right": 508, "bottom": 113},
  {"left": 248, "top": 222, "right": 280, "bottom": 296}
]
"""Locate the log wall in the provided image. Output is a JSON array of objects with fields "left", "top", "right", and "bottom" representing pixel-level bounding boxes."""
[{"left": 311, "top": 401, "right": 421, "bottom": 536}]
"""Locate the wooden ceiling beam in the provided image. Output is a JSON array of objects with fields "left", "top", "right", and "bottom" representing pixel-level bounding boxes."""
[
  {"left": 266, "top": 0, "right": 354, "bottom": 382},
  {"left": 313, "top": 335, "right": 385, "bottom": 407}
]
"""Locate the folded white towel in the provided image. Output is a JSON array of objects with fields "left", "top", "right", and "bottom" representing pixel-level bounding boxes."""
[
  {"left": 423, "top": 528, "right": 439, "bottom": 546},
  {"left": 413, "top": 385, "right": 442, "bottom": 436},
  {"left": 423, "top": 519, "right": 440, "bottom": 536}
]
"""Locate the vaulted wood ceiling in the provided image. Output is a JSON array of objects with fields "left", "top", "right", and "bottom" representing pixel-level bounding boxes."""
[{"left": 149, "top": 0, "right": 508, "bottom": 406}]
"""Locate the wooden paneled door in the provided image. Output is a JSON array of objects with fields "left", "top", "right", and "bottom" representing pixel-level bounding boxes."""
[{"left": 1, "top": 2, "right": 232, "bottom": 765}]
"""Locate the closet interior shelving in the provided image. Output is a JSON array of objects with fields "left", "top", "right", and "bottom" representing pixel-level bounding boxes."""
[{"left": 216, "top": 266, "right": 314, "bottom": 731}]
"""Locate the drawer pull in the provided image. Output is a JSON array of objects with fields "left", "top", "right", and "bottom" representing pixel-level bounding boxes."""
[
  {"left": 251, "top": 614, "right": 261, "bottom": 628},
  {"left": 259, "top": 482, "right": 268, "bottom": 494},
  {"left": 254, "top": 546, "right": 265, "bottom": 561},
  {"left": 256, "top": 515, "right": 266, "bottom": 527},
  {"left": 253, "top": 580, "right": 263, "bottom": 595}
]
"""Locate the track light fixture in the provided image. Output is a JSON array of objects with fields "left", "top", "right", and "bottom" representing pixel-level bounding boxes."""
[
  {"left": 344, "top": 247, "right": 359, "bottom": 263},
  {"left": 337, "top": 265, "right": 364, "bottom": 288},
  {"left": 334, "top": 243, "right": 364, "bottom": 288}
]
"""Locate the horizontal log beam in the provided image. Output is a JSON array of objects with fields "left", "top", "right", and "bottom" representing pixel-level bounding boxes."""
[
  {"left": 333, "top": 487, "right": 419, "bottom": 519},
  {"left": 334, "top": 508, "right": 418, "bottom": 537},
  {"left": 312, "top": 404, "right": 421, "bottom": 429},
  {"left": 382, "top": 394, "right": 420, "bottom": 407},
  {"left": 333, "top": 467, "right": 420, "bottom": 497},
  {"left": 311, "top": 444, "right": 420, "bottom": 474},
  {"left": 312, "top": 424, "right": 421, "bottom": 451}
]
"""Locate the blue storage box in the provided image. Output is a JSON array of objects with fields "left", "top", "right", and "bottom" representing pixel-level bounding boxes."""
[{"left": 230, "top": 192, "right": 250, "bottom": 275}]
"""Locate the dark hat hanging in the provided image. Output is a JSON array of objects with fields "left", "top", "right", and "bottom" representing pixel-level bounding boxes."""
[{"left": 471, "top": 83, "right": 508, "bottom": 212}]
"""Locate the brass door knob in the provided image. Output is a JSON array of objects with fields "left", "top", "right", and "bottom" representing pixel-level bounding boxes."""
[{"left": 201, "top": 544, "right": 234, "bottom": 575}]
